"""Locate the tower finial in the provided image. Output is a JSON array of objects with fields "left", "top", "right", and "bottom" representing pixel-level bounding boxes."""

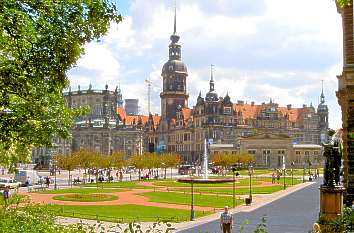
[
  {"left": 173, "top": 0, "right": 177, "bottom": 35},
  {"left": 170, "top": 0, "right": 180, "bottom": 44},
  {"left": 209, "top": 64, "right": 215, "bottom": 92},
  {"left": 320, "top": 80, "right": 325, "bottom": 104}
]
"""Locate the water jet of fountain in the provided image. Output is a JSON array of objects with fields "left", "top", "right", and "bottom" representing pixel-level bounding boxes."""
[{"left": 203, "top": 138, "right": 208, "bottom": 179}]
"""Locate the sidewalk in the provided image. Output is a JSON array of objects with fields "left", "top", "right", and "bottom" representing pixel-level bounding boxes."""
[{"left": 176, "top": 181, "right": 315, "bottom": 231}]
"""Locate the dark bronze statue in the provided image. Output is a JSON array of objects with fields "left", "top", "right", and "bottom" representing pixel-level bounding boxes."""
[{"left": 322, "top": 138, "right": 342, "bottom": 187}]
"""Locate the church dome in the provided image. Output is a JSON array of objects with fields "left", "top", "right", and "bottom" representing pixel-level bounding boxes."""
[{"left": 162, "top": 59, "right": 188, "bottom": 75}]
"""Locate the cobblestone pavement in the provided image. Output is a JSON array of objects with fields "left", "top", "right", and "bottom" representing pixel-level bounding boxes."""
[{"left": 178, "top": 178, "right": 321, "bottom": 233}]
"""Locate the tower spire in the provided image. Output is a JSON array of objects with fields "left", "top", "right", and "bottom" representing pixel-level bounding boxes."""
[
  {"left": 170, "top": 0, "right": 180, "bottom": 44},
  {"left": 320, "top": 80, "right": 325, "bottom": 104},
  {"left": 173, "top": 0, "right": 177, "bottom": 35},
  {"left": 210, "top": 64, "right": 215, "bottom": 92}
]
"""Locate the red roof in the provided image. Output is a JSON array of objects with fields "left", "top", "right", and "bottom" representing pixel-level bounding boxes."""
[
  {"left": 116, "top": 107, "right": 160, "bottom": 127},
  {"left": 181, "top": 108, "right": 193, "bottom": 123},
  {"left": 233, "top": 103, "right": 306, "bottom": 123}
]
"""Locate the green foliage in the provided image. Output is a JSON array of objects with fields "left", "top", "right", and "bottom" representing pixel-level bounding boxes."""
[
  {"left": 0, "top": 200, "right": 88, "bottom": 233},
  {"left": 318, "top": 207, "right": 354, "bottom": 232},
  {"left": 337, "top": 0, "right": 351, "bottom": 7},
  {"left": 0, "top": 0, "right": 122, "bottom": 168},
  {"left": 254, "top": 216, "right": 268, "bottom": 233}
]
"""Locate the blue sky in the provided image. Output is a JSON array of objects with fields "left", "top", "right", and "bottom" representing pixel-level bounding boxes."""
[{"left": 68, "top": 0, "right": 343, "bottom": 129}]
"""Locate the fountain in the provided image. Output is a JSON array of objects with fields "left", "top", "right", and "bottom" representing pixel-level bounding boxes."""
[
  {"left": 177, "top": 138, "right": 234, "bottom": 184},
  {"left": 203, "top": 138, "right": 208, "bottom": 180}
]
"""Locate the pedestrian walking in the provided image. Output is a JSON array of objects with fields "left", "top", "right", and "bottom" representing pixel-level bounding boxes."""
[
  {"left": 119, "top": 171, "right": 123, "bottom": 182},
  {"left": 272, "top": 172, "right": 276, "bottom": 184},
  {"left": 26, "top": 176, "right": 32, "bottom": 192},
  {"left": 45, "top": 176, "right": 50, "bottom": 188},
  {"left": 3, "top": 186, "right": 10, "bottom": 207},
  {"left": 220, "top": 206, "right": 233, "bottom": 233}
]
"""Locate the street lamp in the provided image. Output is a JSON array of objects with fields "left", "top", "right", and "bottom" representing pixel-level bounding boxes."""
[
  {"left": 308, "top": 160, "right": 312, "bottom": 181},
  {"left": 54, "top": 160, "right": 57, "bottom": 190},
  {"left": 291, "top": 162, "right": 295, "bottom": 186},
  {"left": 248, "top": 164, "right": 253, "bottom": 203},
  {"left": 231, "top": 164, "right": 239, "bottom": 208},
  {"left": 303, "top": 163, "right": 306, "bottom": 183},
  {"left": 283, "top": 168, "right": 286, "bottom": 190},
  {"left": 190, "top": 174, "right": 195, "bottom": 221}
]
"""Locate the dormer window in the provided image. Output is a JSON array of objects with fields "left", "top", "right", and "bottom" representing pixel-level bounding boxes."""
[{"left": 169, "top": 65, "right": 173, "bottom": 71}]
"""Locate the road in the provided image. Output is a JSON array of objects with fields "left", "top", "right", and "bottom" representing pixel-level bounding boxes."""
[{"left": 179, "top": 179, "right": 321, "bottom": 233}]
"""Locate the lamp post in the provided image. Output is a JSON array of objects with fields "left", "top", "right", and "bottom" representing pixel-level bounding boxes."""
[
  {"left": 248, "top": 164, "right": 253, "bottom": 202},
  {"left": 190, "top": 175, "right": 195, "bottom": 221},
  {"left": 54, "top": 160, "right": 57, "bottom": 190},
  {"left": 232, "top": 165, "right": 237, "bottom": 208},
  {"left": 308, "top": 160, "right": 312, "bottom": 181},
  {"left": 291, "top": 162, "right": 294, "bottom": 186},
  {"left": 283, "top": 168, "right": 286, "bottom": 190},
  {"left": 303, "top": 163, "right": 306, "bottom": 183}
]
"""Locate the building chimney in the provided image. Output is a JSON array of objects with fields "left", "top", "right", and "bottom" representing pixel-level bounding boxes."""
[
  {"left": 251, "top": 101, "right": 255, "bottom": 106},
  {"left": 287, "top": 104, "right": 292, "bottom": 110}
]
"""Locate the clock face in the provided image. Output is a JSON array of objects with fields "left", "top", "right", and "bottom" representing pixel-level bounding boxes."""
[{"left": 167, "top": 99, "right": 174, "bottom": 104}]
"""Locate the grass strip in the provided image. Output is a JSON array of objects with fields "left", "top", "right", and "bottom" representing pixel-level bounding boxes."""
[{"left": 50, "top": 204, "right": 210, "bottom": 223}]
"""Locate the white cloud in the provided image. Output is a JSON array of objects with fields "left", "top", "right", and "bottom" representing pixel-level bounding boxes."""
[{"left": 68, "top": 0, "right": 343, "bottom": 129}]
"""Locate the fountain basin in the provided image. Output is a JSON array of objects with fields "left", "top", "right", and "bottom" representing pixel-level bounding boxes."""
[{"left": 177, "top": 177, "right": 234, "bottom": 184}]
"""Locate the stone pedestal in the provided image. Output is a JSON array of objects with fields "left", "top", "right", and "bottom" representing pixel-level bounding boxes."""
[{"left": 319, "top": 185, "right": 345, "bottom": 221}]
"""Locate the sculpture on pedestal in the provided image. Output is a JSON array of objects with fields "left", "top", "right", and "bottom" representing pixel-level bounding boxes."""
[{"left": 322, "top": 139, "right": 342, "bottom": 187}]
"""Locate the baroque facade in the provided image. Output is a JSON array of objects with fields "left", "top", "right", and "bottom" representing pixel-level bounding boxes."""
[
  {"left": 34, "top": 7, "right": 329, "bottom": 168},
  {"left": 142, "top": 12, "right": 329, "bottom": 163}
]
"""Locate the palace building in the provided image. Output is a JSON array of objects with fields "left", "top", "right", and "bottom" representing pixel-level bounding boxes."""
[{"left": 33, "top": 6, "right": 329, "bottom": 169}]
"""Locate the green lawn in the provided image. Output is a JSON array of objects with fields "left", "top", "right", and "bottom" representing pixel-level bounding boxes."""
[
  {"left": 40, "top": 188, "right": 126, "bottom": 194},
  {"left": 141, "top": 191, "right": 244, "bottom": 208},
  {"left": 171, "top": 185, "right": 285, "bottom": 195},
  {"left": 53, "top": 193, "right": 118, "bottom": 202},
  {"left": 50, "top": 204, "right": 210, "bottom": 223},
  {"left": 153, "top": 179, "right": 262, "bottom": 187},
  {"left": 80, "top": 181, "right": 148, "bottom": 189},
  {"left": 231, "top": 168, "right": 274, "bottom": 176}
]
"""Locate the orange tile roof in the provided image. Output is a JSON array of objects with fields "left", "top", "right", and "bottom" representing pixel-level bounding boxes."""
[
  {"left": 233, "top": 104, "right": 260, "bottom": 119},
  {"left": 278, "top": 107, "right": 305, "bottom": 122},
  {"left": 233, "top": 103, "right": 307, "bottom": 123},
  {"left": 116, "top": 107, "right": 160, "bottom": 127},
  {"left": 117, "top": 107, "right": 126, "bottom": 121},
  {"left": 181, "top": 108, "right": 193, "bottom": 123}
]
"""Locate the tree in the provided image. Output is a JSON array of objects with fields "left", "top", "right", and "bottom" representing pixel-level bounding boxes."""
[
  {"left": 0, "top": 1, "right": 122, "bottom": 169},
  {"left": 337, "top": 0, "right": 351, "bottom": 7},
  {"left": 129, "top": 154, "right": 146, "bottom": 180},
  {"left": 160, "top": 152, "right": 181, "bottom": 179},
  {"left": 75, "top": 149, "right": 97, "bottom": 183},
  {"left": 54, "top": 153, "right": 79, "bottom": 186}
]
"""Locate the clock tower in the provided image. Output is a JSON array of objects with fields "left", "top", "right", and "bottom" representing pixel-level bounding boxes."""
[{"left": 160, "top": 4, "right": 189, "bottom": 123}]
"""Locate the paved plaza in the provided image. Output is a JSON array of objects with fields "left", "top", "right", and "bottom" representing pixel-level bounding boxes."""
[{"left": 178, "top": 179, "right": 321, "bottom": 233}]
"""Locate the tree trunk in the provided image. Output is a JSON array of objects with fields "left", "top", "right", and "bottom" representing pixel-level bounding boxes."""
[
  {"left": 164, "top": 168, "right": 167, "bottom": 179},
  {"left": 171, "top": 167, "right": 173, "bottom": 179}
]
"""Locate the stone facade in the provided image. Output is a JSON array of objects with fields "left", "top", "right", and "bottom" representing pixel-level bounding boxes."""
[
  {"left": 33, "top": 6, "right": 329, "bottom": 169},
  {"left": 32, "top": 85, "right": 145, "bottom": 165},
  {"left": 336, "top": 1, "right": 354, "bottom": 206},
  {"left": 141, "top": 12, "right": 329, "bottom": 163}
]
